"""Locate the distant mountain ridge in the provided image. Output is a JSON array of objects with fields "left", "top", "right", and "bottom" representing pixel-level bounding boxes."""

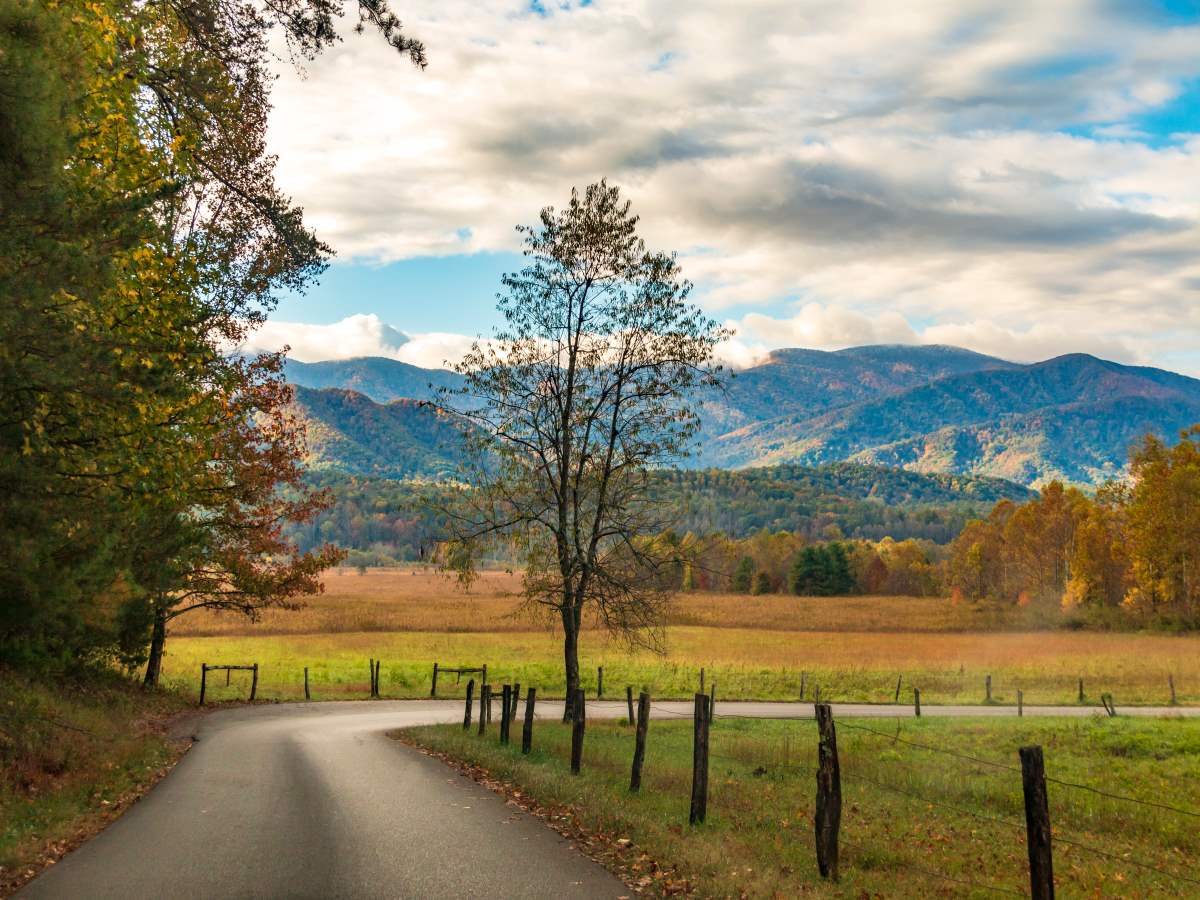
[{"left": 282, "top": 345, "right": 1200, "bottom": 486}]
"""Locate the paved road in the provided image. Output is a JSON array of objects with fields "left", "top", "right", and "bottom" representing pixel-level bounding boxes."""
[{"left": 20, "top": 698, "right": 1197, "bottom": 899}]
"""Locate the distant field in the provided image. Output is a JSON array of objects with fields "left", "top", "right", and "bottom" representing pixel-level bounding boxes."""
[
  {"left": 163, "top": 567, "right": 1198, "bottom": 706},
  {"left": 171, "top": 567, "right": 1052, "bottom": 637},
  {"left": 402, "top": 715, "right": 1200, "bottom": 898}
]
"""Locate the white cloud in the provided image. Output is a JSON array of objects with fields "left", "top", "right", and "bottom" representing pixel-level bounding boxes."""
[
  {"left": 238, "top": 314, "right": 476, "bottom": 369},
  {"left": 262, "top": 1, "right": 1200, "bottom": 372}
]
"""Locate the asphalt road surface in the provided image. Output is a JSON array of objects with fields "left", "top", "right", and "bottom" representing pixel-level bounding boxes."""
[{"left": 20, "top": 699, "right": 1197, "bottom": 899}]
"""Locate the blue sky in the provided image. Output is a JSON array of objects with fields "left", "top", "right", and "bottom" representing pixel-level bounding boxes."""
[{"left": 254, "top": 0, "right": 1200, "bottom": 374}]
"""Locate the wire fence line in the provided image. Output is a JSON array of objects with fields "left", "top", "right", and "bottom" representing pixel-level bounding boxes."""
[{"left": 456, "top": 680, "right": 1197, "bottom": 895}]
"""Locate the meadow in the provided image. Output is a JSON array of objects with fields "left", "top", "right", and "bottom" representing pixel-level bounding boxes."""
[
  {"left": 162, "top": 569, "right": 1199, "bottom": 706},
  {"left": 402, "top": 715, "right": 1200, "bottom": 898}
]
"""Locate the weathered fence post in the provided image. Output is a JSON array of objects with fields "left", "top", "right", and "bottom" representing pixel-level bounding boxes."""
[
  {"left": 250, "top": 663, "right": 258, "bottom": 701},
  {"left": 304, "top": 667, "right": 310, "bottom": 701},
  {"left": 431, "top": 662, "right": 439, "bottom": 698},
  {"left": 511, "top": 682, "right": 521, "bottom": 721},
  {"left": 1018, "top": 689, "right": 1024, "bottom": 717},
  {"left": 1170, "top": 674, "right": 1177, "bottom": 705},
  {"left": 800, "top": 670, "right": 806, "bottom": 700},
  {"left": 699, "top": 667, "right": 705, "bottom": 694},
  {"left": 894, "top": 675, "right": 902, "bottom": 703},
  {"left": 630, "top": 691, "right": 649, "bottom": 792},
  {"left": 199, "top": 663, "right": 208, "bottom": 706},
  {"left": 689, "top": 693, "right": 710, "bottom": 825},
  {"left": 626, "top": 686, "right": 635, "bottom": 724},
  {"left": 368, "top": 659, "right": 374, "bottom": 697},
  {"left": 1078, "top": 678, "right": 1084, "bottom": 703},
  {"left": 597, "top": 666, "right": 603, "bottom": 700},
  {"left": 814, "top": 703, "right": 841, "bottom": 881},
  {"left": 1019, "top": 745, "right": 1055, "bottom": 899},
  {"left": 478, "top": 685, "right": 489, "bottom": 736},
  {"left": 814, "top": 684, "right": 821, "bottom": 706},
  {"left": 463, "top": 679, "right": 475, "bottom": 730},
  {"left": 226, "top": 666, "right": 231, "bottom": 686},
  {"left": 522, "top": 688, "right": 536, "bottom": 754},
  {"left": 500, "top": 684, "right": 512, "bottom": 744},
  {"left": 374, "top": 660, "right": 381, "bottom": 698},
  {"left": 709, "top": 682, "right": 716, "bottom": 721},
  {"left": 986, "top": 674, "right": 992, "bottom": 703},
  {"left": 570, "top": 688, "right": 586, "bottom": 774},
  {"left": 913, "top": 687, "right": 921, "bottom": 717}
]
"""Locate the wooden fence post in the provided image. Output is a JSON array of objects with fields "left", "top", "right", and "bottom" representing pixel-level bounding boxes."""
[
  {"left": 800, "top": 671, "right": 806, "bottom": 700},
  {"left": 511, "top": 682, "right": 521, "bottom": 721},
  {"left": 1078, "top": 678, "right": 1084, "bottom": 703},
  {"left": 199, "top": 663, "right": 207, "bottom": 706},
  {"left": 226, "top": 666, "right": 231, "bottom": 686},
  {"left": 1018, "top": 689, "right": 1024, "bottom": 717},
  {"left": 986, "top": 674, "right": 992, "bottom": 703},
  {"left": 689, "top": 693, "right": 710, "bottom": 825},
  {"left": 913, "top": 687, "right": 921, "bottom": 717},
  {"left": 431, "top": 662, "right": 439, "bottom": 698},
  {"left": 709, "top": 682, "right": 716, "bottom": 721},
  {"left": 1170, "top": 674, "right": 1177, "bottom": 705},
  {"left": 631, "top": 691, "right": 649, "bottom": 792},
  {"left": 570, "top": 688, "right": 586, "bottom": 774},
  {"left": 626, "top": 686, "right": 635, "bottom": 724},
  {"left": 368, "top": 659, "right": 374, "bottom": 697},
  {"left": 250, "top": 663, "right": 258, "bottom": 701},
  {"left": 699, "top": 667, "right": 705, "bottom": 693},
  {"left": 814, "top": 703, "right": 841, "bottom": 881},
  {"left": 374, "top": 660, "right": 381, "bottom": 698},
  {"left": 894, "top": 675, "right": 902, "bottom": 704},
  {"left": 1019, "top": 745, "right": 1055, "bottom": 899},
  {"left": 500, "top": 684, "right": 512, "bottom": 744},
  {"left": 522, "top": 688, "right": 536, "bottom": 754},
  {"left": 463, "top": 679, "right": 475, "bottom": 730},
  {"left": 304, "top": 667, "right": 310, "bottom": 701},
  {"left": 814, "top": 685, "right": 821, "bottom": 706},
  {"left": 478, "top": 685, "right": 489, "bottom": 736},
  {"left": 597, "top": 666, "right": 603, "bottom": 700}
]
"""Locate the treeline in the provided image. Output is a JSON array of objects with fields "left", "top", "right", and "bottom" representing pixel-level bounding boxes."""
[
  {"left": 675, "top": 532, "right": 943, "bottom": 597},
  {"left": 945, "top": 428, "right": 1200, "bottom": 627},
  {"left": 294, "top": 462, "right": 1032, "bottom": 564},
  {"left": 0, "top": 2, "right": 419, "bottom": 675}
]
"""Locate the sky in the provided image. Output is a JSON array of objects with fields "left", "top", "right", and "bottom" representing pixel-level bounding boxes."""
[{"left": 242, "top": 0, "right": 1200, "bottom": 374}]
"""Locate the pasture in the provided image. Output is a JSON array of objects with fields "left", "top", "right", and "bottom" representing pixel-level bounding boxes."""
[
  {"left": 162, "top": 569, "right": 1198, "bottom": 706},
  {"left": 401, "top": 714, "right": 1200, "bottom": 898}
]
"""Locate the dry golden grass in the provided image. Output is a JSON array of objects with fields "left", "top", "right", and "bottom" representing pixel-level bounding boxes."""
[{"left": 172, "top": 567, "right": 1022, "bottom": 637}]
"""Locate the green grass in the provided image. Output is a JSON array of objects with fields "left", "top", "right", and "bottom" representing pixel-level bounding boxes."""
[
  {"left": 162, "top": 628, "right": 1198, "bottom": 706},
  {"left": 402, "top": 715, "right": 1200, "bottom": 898},
  {"left": 0, "top": 670, "right": 187, "bottom": 894}
]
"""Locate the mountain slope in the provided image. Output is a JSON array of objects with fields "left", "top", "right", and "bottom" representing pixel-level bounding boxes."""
[
  {"left": 280, "top": 347, "right": 1200, "bottom": 486},
  {"left": 706, "top": 354, "right": 1200, "bottom": 483},
  {"left": 284, "top": 357, "right": 463, "bottom": 404},
  {"left": 291, "top": 386, "right": 464, "bottom": 479}
]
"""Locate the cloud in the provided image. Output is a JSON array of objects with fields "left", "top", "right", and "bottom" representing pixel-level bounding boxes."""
[
  {"left": 238, "top": 314, "right": 476, "bottom": 369},
  {"left": 262, "top": 1, "right": 1200, "bottom": 372}
]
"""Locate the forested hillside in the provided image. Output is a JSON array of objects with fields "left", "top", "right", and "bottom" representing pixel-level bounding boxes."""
[
  {"left": 283, "top": 347, "right": 1200, "bottom": 486},
  {"left": 288, "top": 463, "right": 1031, "bottom": 564}
]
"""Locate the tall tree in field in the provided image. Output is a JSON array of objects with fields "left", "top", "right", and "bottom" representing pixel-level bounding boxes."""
[{"left": 441, "top": 182, "right": 728, "bottom": 716}]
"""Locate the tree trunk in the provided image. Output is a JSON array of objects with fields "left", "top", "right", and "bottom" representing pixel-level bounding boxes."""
[
  {"left": 561, "top": 605, "right": 581, "bottom": 722},
  {"left": 143, "top": 604, "right": 167, "bottom": 688}
]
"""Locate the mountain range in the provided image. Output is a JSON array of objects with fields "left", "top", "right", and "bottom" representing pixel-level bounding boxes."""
[{"left": 285, "top": 345, "right": 1200, "bottom": 486}]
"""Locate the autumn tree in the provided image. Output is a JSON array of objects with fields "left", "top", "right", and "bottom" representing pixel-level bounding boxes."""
[
  {"left": 1125, "top": 427, "right": 1200, "bottom": 615},
  {"left": 440, "top": 182, "right": 727, "bottom": 716},
  {"left": 0, "top": 0, "right": 422, "bottom": 668}
]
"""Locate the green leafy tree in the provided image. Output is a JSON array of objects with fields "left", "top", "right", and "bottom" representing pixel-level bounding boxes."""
[
  {"left": 440, "top": 182, "right": 728, "bottom": 717},
  {"left": 732, "top": 556, "right": 756, "bottom": 593}
]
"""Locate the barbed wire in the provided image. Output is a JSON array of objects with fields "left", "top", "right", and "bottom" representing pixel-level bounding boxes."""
[{"left": 834, "top": 718, "right": 1023, "bottom": 773}]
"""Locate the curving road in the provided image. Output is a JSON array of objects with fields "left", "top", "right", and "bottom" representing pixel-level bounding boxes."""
[{"left": 20, "top": 699, "right": 1197, "bottom": 899}]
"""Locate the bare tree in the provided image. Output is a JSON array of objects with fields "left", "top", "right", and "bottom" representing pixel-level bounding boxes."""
[{"left": 439, "top": 181, "right": 728, "bottom": 717}]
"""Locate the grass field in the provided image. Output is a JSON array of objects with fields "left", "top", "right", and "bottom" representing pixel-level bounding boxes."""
[
  {"left": 401, "top": 714, "right": 1200, "bottom": 897},
  {"left": 161, "top": 568, "right": 1200, "bottom": 706}
]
